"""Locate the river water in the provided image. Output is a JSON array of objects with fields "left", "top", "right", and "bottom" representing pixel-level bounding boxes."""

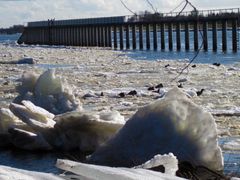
[{"left": 0, "top": 33, "right": 240, "bottom": 177}]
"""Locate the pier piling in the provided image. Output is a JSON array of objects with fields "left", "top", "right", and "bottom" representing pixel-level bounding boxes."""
[
  {"left": 194, "top": 21, "right": 199, "bottom": 51},
  {"left": 113, "top": 26, "right": 117, "bottom": 49},
  {"left": 120, "top": 26, "right": 124, "bottom": 50},
  {"left": 126, "top": 25, "right": 130, "bottom": 49},
  {"left": 232, "top": 19, "right": 238, "bottom": 52},
  {"left": 168, "top": 23, "right": 173, "bottom": 51},
  {"left": 176, "top": 22, "right": 181, "bottom": 51},
  {"left": 153, "top": 24, "right": 158, "bottom": 50},
  {"left": 203, "top": 21, "right": 208, "bottom": 51},
  {"left": 161, "top": 23, "right": 165, "bottom": 50},
  {"left": 132, "top": 25, "right": 136, "bottom": 50},
  {"left": 146, "top": 24, "right": 151, "bottom": 50},
  {"left": 222, "top": 20, "right": 227, "bottom": 52},
  {"left": 139, "top": 24, "right": 143, "bottom": 50},
  {"left": 212, "top": 21, "right": 218, "bottom": 52}
]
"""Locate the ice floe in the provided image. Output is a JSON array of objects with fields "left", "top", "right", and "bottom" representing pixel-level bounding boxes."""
[
  {"left": 14, "top": 69, "right": 82, "bottom": 114},
  {"left": 88, "top": 88, "right": 223, "bottom": 171},
  {"left": 56, "top": 159, "right": 184, "bottom": 180}
]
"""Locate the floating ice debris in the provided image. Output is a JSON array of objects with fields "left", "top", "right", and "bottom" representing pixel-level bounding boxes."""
[
  {"left": 0, "top": 100, "right": 124, "bottom": 151},
  {"left": 10, "top": 101, "right": 56, "bottom": 129},
  {"left": 134, "top": 153, "right": 178, "bottom": 176},
  {"left": 209, "top": 107, "right": 240, "bottom": 117},
  {"left": 53, "top": 110, "right": 125, "bottom": 151},
  {"left": 88, "top": 88, "right": 223, "bottom": 171},
  {"left": 184, "top": 88, "right": 198, "bottom": 98},
  {"left": 17, "top": 57, "right": 36, "bottom": 64},
  {"left": 14, "top": 69, "right": 82, "bottom": 114},
  {"left": 0, "top": 165, "right": 63, "bottom": 180},
  {"left": 0, "top": 108, "right": 19, "bottom": 134},
  {"left": 178, "top": 78, "right": 188, "bottom": 83},
  {"left": 222, "top": 139, "right": 240, "bottom": 151},
  {"left": 56, "top": 159, "right": 184, "bottom": 180}
]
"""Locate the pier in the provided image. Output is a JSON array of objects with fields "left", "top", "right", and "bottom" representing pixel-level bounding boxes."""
[{"left": 18, "top": 8, "right": 240, "bottom": 52}]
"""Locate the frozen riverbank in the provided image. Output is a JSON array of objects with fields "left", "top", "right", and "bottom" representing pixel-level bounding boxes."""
[
  {"left": 1, "top": 44, "right": 240, "bottom": 135},
  {"left": 0, "top": 43, "right": 240, "bottom": 177}
]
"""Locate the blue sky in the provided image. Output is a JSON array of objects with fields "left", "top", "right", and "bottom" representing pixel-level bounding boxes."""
[{"left": 1, "top": 0, "right": 240, "bottom": 28}]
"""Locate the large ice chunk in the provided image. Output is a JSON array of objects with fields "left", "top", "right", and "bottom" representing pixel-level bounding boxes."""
[
  {"left": 88, "top": 87, "right": 223, "bottom": 171},
  {"left": 14, "top": 69, "right": 82, "bottom": 114},
  {"left": 56, "top": 159, "right": 184, "bottom": 180}
]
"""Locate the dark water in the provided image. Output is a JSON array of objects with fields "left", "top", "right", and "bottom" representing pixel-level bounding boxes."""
[
  {"left": 115, "top": 30, "right": 240, "bottom": 64},
  {"left": 0, "top": 34, "right": 21, "bottom": 44},
  {"left": 0, "top": 148, "right": 61, "bottom": 173},
  {"left": 0, "top": 139, "right": 239, "bottom": 176},
  {"left": 1, "top": 31, "right": 240, "bottom": 65}
]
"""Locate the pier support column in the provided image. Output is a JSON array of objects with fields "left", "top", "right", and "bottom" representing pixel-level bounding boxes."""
[
  {"left": 194, "top": 21, "right": 199, "bottom": 51},
  {"left": 88, "top": 26, "right": 93, "bottom": 47},
  {"left": 139, "top": 24, "right": 143, "bottom": 50},
  {"left": 132, "top": 25, "right": 136, "bottom": 50},
  {"left": 80, "top": 27, "right": 83, "bottom": 46},
  {"left": 108, "top": 26, "right": 112, "bottom": 48},
  {"left": 98, "top": 26, "right": 102, "bottom": 47},
  {"left": 74, "top": 27, "right": 77, "bottom": 46},
  {"left": 185, "top": 22, "right": 189, "bottom": 51},
  {"left": 119, "top": 26, "right": 124, "bottom": 50},
  {"left": 176, "top": 22, "right": 181, "bottom": 51},
  {"left": 85, "top": 27, "right": 89, "bottom": 47},
  {"left": 232, "top": 19, "right": 238, "bottom": 52},
  {"left": 222, "top": 20, "right": 227, "bottom": 52},
  {"left": 125, "top": 25, "right": 130, "bottom": 49},
  {"left": 101, "top": 26, "right": 105, "bottom": 47},
  {"left": 66, "top": 27, "right": 71, "bottom": 46},
  {"left": 75, "top": 27, "right": 79, "bottom": 46},
  {"left": 58, "top": 28, "right": 62, "bottom": 45},
  {"left": 113, "top": 26, "right": 118, "bottom": 49},
  {"left": 105, "top": 26, "right": 108, "bottom": 47},
  {"left": 92, "top": 26, "right": 97, "bottom": 46},
  {"left": 203, "top": 21, "right": 208, "bottom": 51},
  {"left": 168, "top": 23, "right": 173, "bottom": 51},
  {"left": 146, "top": 24, "right": 150, "bottom": 50},
  {"left": 212, "top": 21, "right": 217, "bottom": 52},
  {"left": 153, "top": 24, "right": 158, "bottom": 50},
  {"left": 70, "top": 27, "right": 74, "bottom": 46},
  {"left": 161, "top": 23, "right": 165, "bottom": 50}
]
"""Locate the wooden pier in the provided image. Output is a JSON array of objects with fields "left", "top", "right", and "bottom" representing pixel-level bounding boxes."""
[{"left": 18, "top": 8, "right": 240, "bottom": 52}]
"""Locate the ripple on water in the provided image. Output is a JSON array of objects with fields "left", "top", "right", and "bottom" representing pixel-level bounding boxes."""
[{"left": 219, "top": 137, "right": 240, "bottom": 176}]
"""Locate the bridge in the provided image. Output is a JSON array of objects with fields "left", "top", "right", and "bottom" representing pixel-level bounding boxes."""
[{"left": 18, "top": 7, "right": 240, "bottom": 52}]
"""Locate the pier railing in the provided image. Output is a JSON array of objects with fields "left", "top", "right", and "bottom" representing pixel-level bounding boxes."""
[{"left": 125, "top": 8, "right": 240, "bottom": 23}]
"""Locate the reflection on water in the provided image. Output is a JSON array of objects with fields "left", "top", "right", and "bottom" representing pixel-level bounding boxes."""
[
  {"left": 0, "top": 148, "right": 61, "bottom": 173},
  {"left": 114, "top": 30, "right": 240, "bottom": 64},
  {"left": 124, "top": 50, "right": 240, "bottom": 64},
  {"left": 0, "top": 148, "right": 86, "bottom": 174},
  {"left": 0, "top": 137, "right": 239, "bottom": 176}
]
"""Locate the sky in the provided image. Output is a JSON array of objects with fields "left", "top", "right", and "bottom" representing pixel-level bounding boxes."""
[{"left": 0, "top": 0, "right": 240, "bottom": 28}]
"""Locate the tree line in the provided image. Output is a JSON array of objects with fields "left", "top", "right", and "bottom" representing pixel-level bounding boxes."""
[{"left": 0, "top": 25, "right": 24, "bottom": 34}]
